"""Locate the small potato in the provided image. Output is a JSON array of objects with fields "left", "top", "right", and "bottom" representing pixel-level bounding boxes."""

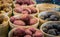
[
  {"left": 13, "top": 20, "right": 26, "bottom": 26},
  {"left": 33, "top": 30, "right": 43, "bottom": 37},
  {"left": 14, "top": 7, "right": 23, "bottom": 13},
  {"left": 25, "top": 29, "right": 32, "bottom": 35},
  {"left": 20, "top": 14, "right": 30, "bottom": 21},
  {"left": 29, "top": 18, "right": 37, "bottom": 25},
  {"left": 13, "top": 28, "right": 25, "bottom": 36},
  {"left": 10, "top": 16, "right": 15, "bottom": 22},
  {"left": 23, "top": 8, "right": 31, "bottom": 14},
  {"left": 24, "top": 35, "right": 32, "bottom": 37},
  {"left": 29, "top": 7, "right": 37, "bottom": 13},
  {"left": 30, "top": 1, "right": 35, "bottom": 4},
  {"left": 28, "top": 27, "right": 36, "bottom": 34},
  {"left": 22, "top": 11, "right": 28, "bottom": 14},
  {"left": 15, "top": 4, "right": 20, "bottom": 7}
]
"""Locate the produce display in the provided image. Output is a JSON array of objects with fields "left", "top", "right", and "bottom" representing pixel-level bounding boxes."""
[
  {"left": 40, "top": 21, "right": 60, "bottom": 37},
  {"left": 38, "top": 11, "right": 60, "bottom": 24},
  {"left": 0, "top": 0, "right": 12, "bottom": 17},
  {"left": 15, "top": 0, "right": 35, "bottom": 5},
  {"left": 0, "top": 0, "right": 60, "bottom": 37},
  {"left": 9, "top": 14, "right": 39, "bottom": 28},
  {"left": 9, "top": 27, "right": 43, "bottom": 37}
]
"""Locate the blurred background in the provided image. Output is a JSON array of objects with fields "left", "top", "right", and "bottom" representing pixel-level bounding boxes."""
[{"left": 35, "top": 0, "right": 60, "bottom": 5}]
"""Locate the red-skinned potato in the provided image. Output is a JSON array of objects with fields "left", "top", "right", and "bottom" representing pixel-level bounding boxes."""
[
  {"left": 25, "top": 29, "right": 32, "bottom": 35},
  {"left": 30, "top": 1, "right": 35, "bottom": 4},
  {"left": 20, "top": 14, "right": 30, "bottom": 21},
  {"left": 13, "top": 28, "right": 25, "bottom": 36},
  {"left": 10, "top": 16, "right": 16, "bottom": 22},
  {"left": 29, "top": 18, "right": 37, "bottom": 25},
  {"left": 23, "top": 8, "right": 31, "bottom": 14},
  {"left": 22, "top": 11, "right": 28, "bottom": 14},
  {"left": 29, "top": 7, "right": 37, "bottom": 13},
  {"left": 28, "top": 27, "right": 36, "bottom": 34},
  {"left": 33, "top": 30, "right": 43, "bottom": 37},
  {"left": 15, "top": 4, "right": 20, "bottom": 7},
  {"left": 13, "top": 20, "right": 26, "bottom": 26},
  {"left": 14, "top": 7, "right": 23, "bottom": 13},
  {"left": 24, "top": 35, "right": 32, "bottom": 37}
]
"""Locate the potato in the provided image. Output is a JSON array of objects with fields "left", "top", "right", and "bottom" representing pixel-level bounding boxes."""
[
  {"left": 22, "top": 11, "right": 28, "bottom": 14},
  {"left": 14, "top": 7, "right": 23, "bottom": 13},
  {"left": 13, "top": 28, "right": 25, "bottom": 36},
  {"left": 29, "top": 7, "right": 37, "bottom": 13},
  {"left": 33, "top": 30, "right": 43, "bottom": 37},
  {"left": 24, "top": 35, "right": 32, "bottom": 37},
  {"left": 28, "top": 27, "right": 36, "bottom": 34},
  {"left": 23, "top": 8, "right": 31, "bottom": 14},
  {"left": 29, "top": 18, "right": 37, "bottom": 25},
  {"left": 25, "top": 29, "right": 32, "bottom": 35},
  {"left": 10, "top": 16, "right": 15, "bottom": 22},
  {"left": 13, "top": 20, "right": 26, "bottom": 26},
  {"left": 20, "top": 14, "right": 29, "bottom": 21}
]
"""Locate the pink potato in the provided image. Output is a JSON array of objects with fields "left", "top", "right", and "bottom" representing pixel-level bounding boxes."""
[
  {"left": 29, "top": 7, "right": 37, "bottom": 13},
  {"left": 10, "top": 16, "right": 16, "bottom": 22},
  {"left": 23, "top": 8, "right": 31, "bottom": 14},
  {"left": 25, "top": 29, "right": 32, "bottom": 35},
  {"left": 13, "top": 28, "right": 25, "bottom": 36},
  {"left": 14, "top": 7, "right": 23, "bottom": 13},
  {"left": 20, "top": 14, "right": 30, "bottom": 21},
  {"left": 15, "top": 4, "right": 20, "bottom": 7},
  {"left": 29, "top": 18, "right": 37, "bottom": 25},
  {"left": 22, "top": 11, "right": 28, "bottom": 14},
  {"left": 24, "top": 35, "right": 32, "bottom": 37},
  {"left": 33, "top": 30, "right": 43, "bottom": 37},
  {"left": 29, "top": 1, "right": 35, "bottom": 4},
  {"left": 13, "top": 20, "right": 26, "bottom": 26},
  {"left": 28, "top": 27, "right": 36, "bottom": 34}
]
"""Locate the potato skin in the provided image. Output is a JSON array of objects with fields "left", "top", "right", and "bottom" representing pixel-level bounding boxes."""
[
  {"left": 10, "top": 16, "right": 15, "bottom": 22},
  {"left": 22, "top": 11, "right": 28, "bottom": 14},
  {"left": 12, "top": 27, "right": 43, "bottom": 37},
  {"left": 25, "top": 29, "right": 32, "bottom": 35},
  {"left": 16, "top": 0, "right": 34, "bottom": 5},
  {"left": 29, "top": 18, "right": 37, "bottom": 25},
  {"left": 29, "top": 7, "right": 37, "bottom": 13},
  {"left": 13, "top": 20, "right": 26, "bottom": 26},
  {"left": 14, "top": 7, "right": 23, "bottom": 13},
  {"left": 24, "top": 35, "right": 32, "bottom": 37},
  {"left": 13, "top": 28, "right": 25, "bottom": 36},
  {"left": 33, "top": 30, "right": 43, "bottom": 37},
  {"left": 28, "top": 27, "right": 36, "bottom": 33},
  {"left": 23, "top": 8, "right": 31, "bottom": 14},
  {"left": 20, "top": 14, "right": 30, "bottom": 21}
]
